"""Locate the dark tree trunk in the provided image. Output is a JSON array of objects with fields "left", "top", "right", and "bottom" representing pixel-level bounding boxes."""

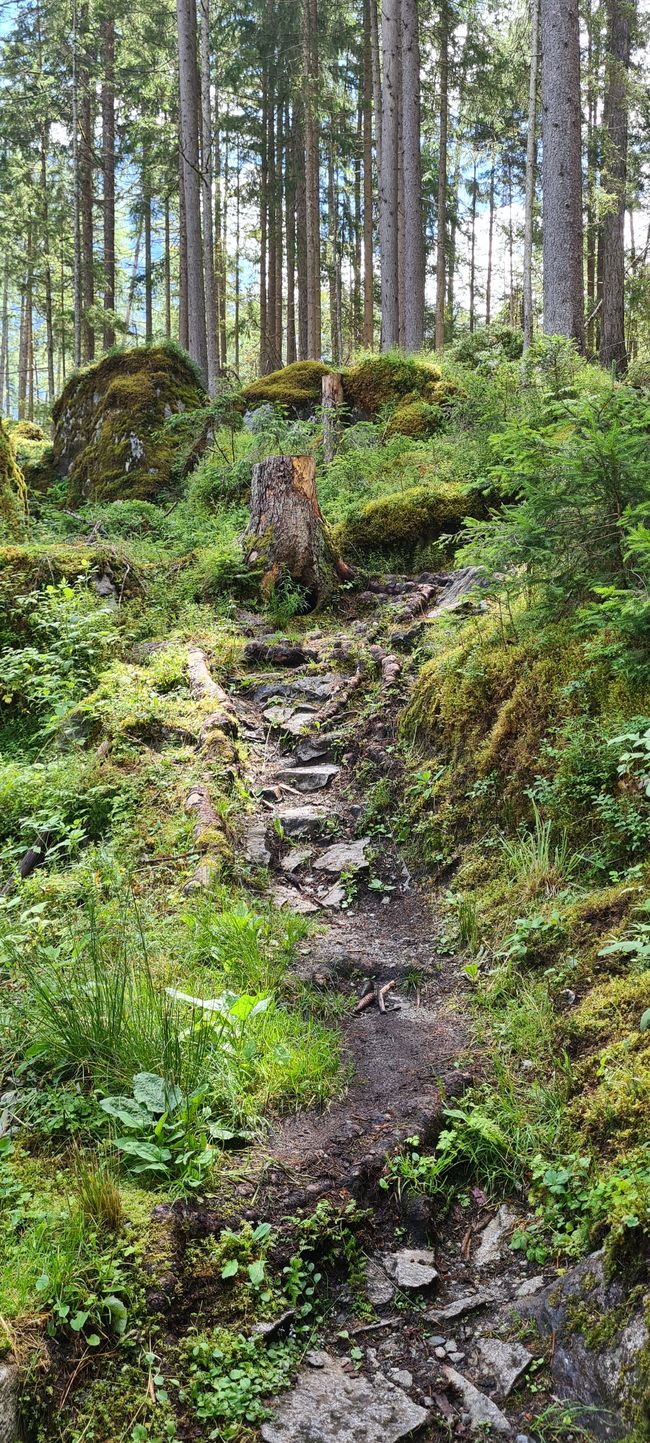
[
  {"left": 322, "top": 372, "right": 344, "bottom": 464},
  {"left": 179, "top": 158, "right": 189, "bottom": 351},
  {"left": 523, "top": 0, "right": 540, "bottom": 351},
  {"left": 435, "top": 0, "right": 449, "bottom": 349},
  {"left": 243, "top": 455, "right": 346, "bottom": 607},
  {"left": 176, "top": 0, "right": 208, "bottom": 379},
  {"left": 304, "top": 0, "right": 321, "bottom": 358},
  {"left": 600, "top": 0, "right": 634, "bottom": 370},
  {"left": 79, "top": 17, "right": 95, "bottom": 364},
  {"left": 486, "top": 154, "right": 495, "bottom": 324},
  {"left": 164, "top": 197, "right": 172, "bottom": 339},
  {"left": 144, "top": 181, "right": 153, "bottom": 343},
  {"left": 540, "top": 0, "right": 585, "bottom": 347},
  {"left": 362, "top": 0, "right": 374, "bottom": 348},
  {"left": 101, "top": 14, "right": 116, "bottom": 351},
  {"left": 379, "top": 0, "right": 400, "bottom": 349},
  {"left": 285, "top": 106, "right": 297, "bottom": 365},
  {"left": 401, "top": 0, "right": 424, "bottom": 351},
  {"left": 295, "top": 106, "right": 309, "bottom": 360}
]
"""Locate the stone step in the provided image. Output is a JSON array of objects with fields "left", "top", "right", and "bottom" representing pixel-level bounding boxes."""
[
  {"left": 274, "top": 764, "right": 340, "bottom": 793},
  {"left": 275, "top": 806, "right": 331, "bottom": 839},
  {"left": 314, "top": 838, "right": 370, "bottom": 874},
  {"left": 254, "top": 673, "right": 343, "bottom": 704}
]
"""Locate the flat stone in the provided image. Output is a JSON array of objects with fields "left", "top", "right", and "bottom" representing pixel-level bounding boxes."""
[
  {"left": 244, "top": 822, "right": 271, "bottom": 866},
  {"left": 281, "top": 713, "right": 320, "bottom": 737},
  {"left": 516, "top": 1275, "right": 545, "bottom": 1298},
  {"left": 448, "top": 1352, "right": 465, "bottom": 1364},
  {"left": 366, "top": 1260, "right": 396, "bottom": 1306},
  {"left": 260, "top": 1353, "right": 429, "bottom": 1443},
  {"left": 321, "top": 882, "right": 347, "bottom": 909},
  {"left": 276, "top": 807, "right": 330, "bottom": 839},
  {"left": 442, "top": 1366, "right": 511, "bottom": 1435},
  {"left": 281, "top": 846, "right": 313, "bottom": 874},
  {"left": 272, "top": 886, "right": 319, "bottom": 915},
  {"left": 293, "top": 736, "right": 334, "bottom": 764},
  {"left": 276, "top": 764, "right": 340, "bottom": 793},
  {"left": 383, "top": 1247, "right": 439, "bottom": 1291},
  {"left": 427, "top": 1290, "right": 496, "bottom": 1324},
  {"left": 0, "top": 1365, "right": 18, "bottom": 1443},
  {"left": 254, "top": 674, "right": 343, "bottom": 704},
  {"left": 388, "top": 1368, "right": 413, "bottom": 1389},
  {"left": 477, "top": 1338, "right": 532, "bottom": 1398},
  {"left": 474, "top": 1206, "right": 518, "bottom": 1268},
  {"left": 314, "top": 838, "right": 371, "bottom": 875}
]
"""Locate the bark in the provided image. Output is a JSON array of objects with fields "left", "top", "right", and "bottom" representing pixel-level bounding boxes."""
[
  {"left": 304, "top": 0, "right": 321, "bottom": 359},
  {"left": 469, "top": 152, "right": 477, "bottom": 332},
  {"left": 144, "top": 181, "right": 153, "bottom": 343},
  {"left": 101, "top": 14, "right": 116, "bottom": 351},
  {"left": 267, "top": 100, "right": 277, "bottom": 367},
  {"left": 164, "top": 196, "right": 172, "bottom": 338},
  {"left": 435, "top": 0, "right": 449, "bottom": 350},
  {"left": 71, "top": 0, "right": 82, "bottom": 367},
  {"left": 0, "top": 261, "right": 8, "bottom": 414},
  {"left": 274, "top": 104, "right": 283, "bottom": 366},
  {"left": 600, "top": 0, "right": 634, "bottom": 371},
  {"left": 176, "top": 0, "right": 208, "bottom": 379},
  {"left": 369, "top": 0, "right": 382, "bottom": 182},
  {"left": 178, "top": 156, "right": 189, "bottom": 351},
  {"left": 295, "top": 106, "right": 309, "bottom": 360},
  {"left": 218, "top": 110, "right": 228, "bottom": 366},
  {"left": 362, "top": 1, "right": 374, "bottom": 348},
  {"left": 285, "top": 107, "right": 297, "bottom": 365},
  {"left": 322, "top": 372, "right": 344, "bottom": 465},
  {"left": 124, "top": 213, "right": 143, "bottom": 338},
  {"left": 523, "top": 0, "right": 540, "bottom": 351},
  {"left": 486, "top": 154, "right": 495, "bottom": 324},
  {"left": 353, "top": 98, "right": 362, "bottom": 346},
  {"left": 400, "top": 0, "right": 424, "bottom": 351},
  {"left": 379, "top": 0, "right": 400, "bottom": 349},
  {"left": 198, "top": 0, "right": 220, "bottom": 394},
  {"left": 259, "top": 70, "right": 269, "bottom": 373},
  {"left": 585, "top": 0, "right": 600, "bottom": 353},
  {"left": 234, "top": 145, "right": 241, "bottom": 371},
  {"left": 540, "top": 0, "right": 585, "bottom": 347},
  {"left": 327, "top": 136, "right": 341, "bottom": 364},
  {"left": 243, "top": 455, "right": 345, "bottom": 607},
  {"left": 18, "top": 286, "right": 27, "bottom": 421},
  {"left": 79, "top": 5, "right": 95, "bottom": 364}
]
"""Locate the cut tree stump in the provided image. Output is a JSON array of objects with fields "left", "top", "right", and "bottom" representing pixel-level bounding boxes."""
[{"left": 243, "top": 454, "right": 351, "bottom": 608}]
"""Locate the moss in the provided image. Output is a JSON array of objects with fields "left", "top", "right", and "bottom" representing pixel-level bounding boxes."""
[
  {"left": 242, "top": 361, "right": 331, "bottom": 411},
  {"left": 385, "top": 400, "right": 444, "bottom": 439},
  {"left": 51, "top": 343, "right": 207, "bottom": 504},
  {"left": 342, "top": 352, "right": 442, "bottom": 415},
  {"left": 0, "top": 418, "right": 28, "bottom": 537},
  {"left": 12, "top": 420, "right": 45, "bottom": 441},
  {"left": 334, "top": 482, "right": 481, "bottom": 561}
]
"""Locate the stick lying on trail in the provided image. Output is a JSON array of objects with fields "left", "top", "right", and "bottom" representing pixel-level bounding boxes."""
[{"left": 353, "top": 979, "right": 396, "bottom": 1014}]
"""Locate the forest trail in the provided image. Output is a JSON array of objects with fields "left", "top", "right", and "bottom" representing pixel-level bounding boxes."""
[{"left": 170, "top": 577, "right": 563, "bottom": 1443}]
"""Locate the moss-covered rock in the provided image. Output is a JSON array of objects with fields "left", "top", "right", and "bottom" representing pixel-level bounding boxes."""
[
  {"left": 52, "top": 343, "right": 207, "bottom": 503},
  {"left": 13, "top": 420, "right": 45, "bottom": 441},
  {"left": 341, "top": 352, "right": 442, "bottom": 416},
  {"left": 334, "top": 482, "right": 481, "bottom": 561},
  {"left": 241, "top": 361, "right": 331, "bottom": 413},
  {"left": 385, "top": 399, "right": 444, "bottom": 439},
  {"left": 0, "top": 419, "right": 27, "bottom": 537}
]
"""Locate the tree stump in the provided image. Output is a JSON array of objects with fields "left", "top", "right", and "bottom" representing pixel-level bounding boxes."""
[
  {"left": 243, "top": 454, "right": 349, "bottom": 608},
  {"left": 322, "top": 372, "right": 344, "bottom": 464}
]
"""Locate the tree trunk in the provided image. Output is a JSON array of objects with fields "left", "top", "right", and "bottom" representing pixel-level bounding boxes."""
[
  {"left": 362, "top": 1, "right": 374, "bottom": 348},
  {"left": 369, "top": 0, "right": 382, "bottom": 182},
  {"left": 0, "top": 261, "right": 8, "bottom": 415},
  {"left": 304, "top": 0, "right": 321, "bottom": 359},
  {"left": 274, "top": 104, "right": 283, "bottom": 366},
  {"left": 218, "top": 107, "right": 228, "bottom": 366},
  {"left": 353, "top": 97, "right": 362, "bottom": 347},
  {"left": 585, "top": 0, "right": 600, "bottom": 354},
  {"left": 285, "top": 107, "right": 297, "bottom": 365},
  {"left": 79, "top": 5, "right": 95, "bottom": 364},
  {"left": 164, "top": 196, "right": 172, "bottom": 339},
  {"left": 71, "top": 0, "right": 82, "bottom": 368},
  {"left": 401, "top": 0, "right": 424, "bottom": 351},
  {"left": 469, "top": 151, "right": 477, "bottom": 332},
  {"left": 198, "top": 0, "right": 220, "bottom": 394},
  {"left": 267, "top": 100, "right": 277, "bottom": 367},
  {"left": 144, "top": 180, "right": 153, "bottom": 343},
  {"left": 486, "top": 153, "right": 495, "bottom": 325},
  {"left": 435, "top": 0, "right": 449, "bottom": 350},
  {"left": 322, "top": 372, "right": 344, "bottom": 464},
  {"left": 523, "top": 0, "right": 540, "bottom": 351},
  {"left": 234, "top": 144, "right": 241, "bottom": 372},
  {"left": 176, "top": 0, "right": 208, "bottom": 380},
  {"left": 295, "top": 106, "right": 309, "bottom": 360},
  {"left": 540, "top": 0, "right": 585, "bottom": 347},
  {"left": 600, "top": 0, "right": 633, "bottom": 371},
  {"left": 243, "top": 455, "right": 345, "bottom": 607},
  {"left": 101, "top": 14, "right": 116, "bottom": 351},
  {"left": 179, "top": 157, "right": 189, "bottom": 351},
  {"left": 379, "top": 0, "right": 400, "bottom": 349},
  {"left": 259, "top": 69, "right": 269, "bottom": 373},
  {"left": 125, "top": 214, "right": 143, "bottom": 339}
]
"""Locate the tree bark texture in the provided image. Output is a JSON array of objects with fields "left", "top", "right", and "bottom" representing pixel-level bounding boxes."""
[
  {"left": 540, "top": 0, "right": 585, "bottom": 348},
  {"left": 400, "top": 0, "right": 424, "bottom": 351},
  {"left": 322, "top": 371, "right": 344, "bottom": 464},
  {"left": 243, "top": 455, "right": 343, "bottom": 607},
  {"left": 435, "top": 0, "right": 449, "bottom": 350},
  {"left": 176, "top": 0, "right": 208, "bottom": 379},
  {"left": 303, "top": 0, "right": 321, "bottom": 359},
  {"left": 379, "top": 0, "right": 400, "bottom": 349},
  {"left": 198, "top": 0, "right": 220, "bottom": 394},
  {"left": 600, "top": 0, "right": 634, "bottom": 370},
  {"left": 362, "top": 1, "right": 374, "bottom": 348},
  {"left": 79, "top": 6, "right": 95, "bottom": 364},
  {"left": 523, "top": 0, "right": 540, "bottom": 351},
  {"left": 101, "top": 14, "right": 116, "bottom": 351}
]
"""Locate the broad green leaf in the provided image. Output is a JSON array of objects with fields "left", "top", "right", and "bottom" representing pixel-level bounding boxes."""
[
  {"left": 640, "top": 1008, "right": 650, "bottom": 1032},
  {"left": 104, "top": 1295, "right": 128, "bottom": 1335},
  {"left": 133, "top": 1072, "right": 183, "bottom": 1115},
  {"left": 247, "top": 1260, "right": 265, "bottom": 1286},
  {"left": 99, "top": 1096, "right": 150, "bottom": 1129},
  {"left": 220, "top": 1259, "right": 239, "bottom": 1279}
]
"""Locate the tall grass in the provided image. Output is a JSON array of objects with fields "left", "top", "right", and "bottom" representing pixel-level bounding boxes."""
[{"left": 501, "top": 801, "right": 581, "bottom": 894}]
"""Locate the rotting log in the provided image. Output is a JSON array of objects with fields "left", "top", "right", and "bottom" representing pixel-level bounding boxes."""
[
  {"left": 242, "top": 454, "right": 352, "bottom": 608},
  {"left": 322, "top": 372, "right": 344, "bottom": 464}
]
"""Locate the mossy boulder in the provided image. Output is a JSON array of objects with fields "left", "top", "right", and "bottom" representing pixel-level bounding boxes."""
[
  {"left": 385, "top": 399, "right": 444, "bottom": 439},
  {"left": 241, "top": 361, "right": 331, "bottom": 413},
  {"left": 334, "top": 482, "right": 481, "bottom": 561},
  {"left": 0, "top": 419, "right": 27, "bottom": 537},
  {"left": 341, "top": 353, "right": 442, "bottom": 416},
  {"left": 52, "top": 343, "right": 207, "bottom": 503}
]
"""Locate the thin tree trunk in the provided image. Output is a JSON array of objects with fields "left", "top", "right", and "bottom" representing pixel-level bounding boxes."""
[
  {"left": 234, "top": 141, "right": 241, "bottom": 372},
  {"left": 267, "top": 100, "right": 277, "bottom": 366},
  {"left": 101, "top": 13, "right": 116, "bottom": 351},
  {"left": 600, "top": 0, "right": 633, "bottom": 370},
  {"left": 285, "top": 107, "right": 297, "bottom": 365},
  {"left": 164, "top": 196, "right": 172, "bottom": 338},
  {"left": 586, "top": 0, "right": 600, "bottom": 353},
  {"left": 362, "top": 0, "right": 374, "bottom": 348},
  {"left": 79, "top": 4, "right": 95, "bottom": 364},
  {"left": 259, "top": 70, "right": 269, "bottom": 373},
  {"left": 220, "top": 118, "right": 228, "bottom": 365},
  {"left": 540, "top": 0, "right": 585, "bottom": 347},
  {"left": 144, "top": 178, "right": 153, "bottom": 343},
  {"left": 125, "top": 214, "right": 143, "bottom": 338},
  {"left": 304, "top": 0, "right": 321, "bottom": 359},
  {"left": 18, "top": 286, "right": 27, "bottom": 421},
  {"left": 0, "top": 260, "right": 8, "bottom": 414},
  {"left": 523, "top": 0, "right": 540, "bottom": 351},
  {"left": 401, "top": 0, "right": 424, "bottom": 351},
  {"left": 198, "top": 0, "right": 220, "bottom": 393},
  {"left": 296, "top": 106, "right": 309, "bottom": 360},
  {"left": 274, "top": 104, "right": 283, "bottom": 365},
  {"left": 328, "top": 132, "right": 340, "bottom": 364},
  {"left": 435, "top": 0, "right": 449, "bottom": 350},
  {"left": 469, "top": 151, "right": 478, "bottom": 332},
  {"left": 353, "top": 97, "right": 362, "bottom": 347},
  {"left": 486, "top": 153, "right": 495, "bottom": 324},
  {"left": 179, "top": 157, "right": 189, "bottom": 350},
  {"left": 176, "top": 0, "right": 208, "bottom": 379},
  {"left": 379, "top": 0, "right": 400, "bottom": 349},
  {"left": 71, "top": 0, "right": 82, "bottom": 367},
  {"left": 369, "top": 0, "right": 382, "bottom": 182}
]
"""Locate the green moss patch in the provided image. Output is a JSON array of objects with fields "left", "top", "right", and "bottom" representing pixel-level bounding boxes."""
[
  {"left": 334, "top": 482, "right": 482, "bottom": 562},
  {"left": 241, "top": 361, "right": 331, "bottom": 412},
  {"left": 341, "top": 352, "right": 442, "bottom": 415},
  {"left": 51, "top": 343, "right": 207, "bottom": 504},
  {"left": 0, "top": 419, "right": 27, "bottom": 537}
]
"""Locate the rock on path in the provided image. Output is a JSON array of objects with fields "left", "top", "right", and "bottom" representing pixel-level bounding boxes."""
[{"left": 260, "top": 1353, "right": 429, "bottom": 1443}]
